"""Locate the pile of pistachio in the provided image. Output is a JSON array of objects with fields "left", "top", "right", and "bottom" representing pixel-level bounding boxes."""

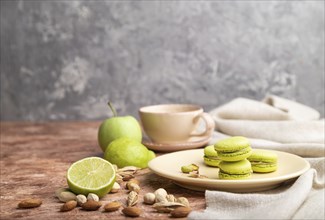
[
  {"left": 55, "top": 189, "right": 103, "bottom": 212},
  {"left": 143, "top": 188, "right": 192, "bottom": 218},
  {"left": 18, "top": 165, "right": 192, "bottom": 218},
  {"left": 54, "top": 165, "right": 140, "bottom": 216}
]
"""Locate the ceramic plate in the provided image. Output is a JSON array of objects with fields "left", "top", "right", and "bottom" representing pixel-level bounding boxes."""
[
  {"left": 142, "top": 136, "right": 211, "bottom": 152},
  {"left": 148, "top": 149, "right": 310, "bottom": 192}
]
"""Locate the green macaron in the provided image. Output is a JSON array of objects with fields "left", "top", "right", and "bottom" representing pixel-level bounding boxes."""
[
  {"left": 214, "top": 136, "right": 252, "bottom": 161},
  {"left": 248, "top": 149, "right": 278, "bottom": 173},
  {"left": 203, "top": 145, "right": 221, "bottom": 167},
  {"left": 218, "top": 159, "right": 252, "bottom": 180}
]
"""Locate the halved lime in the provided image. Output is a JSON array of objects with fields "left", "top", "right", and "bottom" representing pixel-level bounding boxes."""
[{"left": 67, "top": 157, "right": 116, "bottom": 197}]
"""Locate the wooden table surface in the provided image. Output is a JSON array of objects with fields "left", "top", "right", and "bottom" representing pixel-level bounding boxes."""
[{"left": 0, "top": 122, "right": 205, "bottom": 219}]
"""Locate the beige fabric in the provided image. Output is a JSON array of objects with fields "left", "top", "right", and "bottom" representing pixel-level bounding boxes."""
[
  {"left": 189, "top": 95, "right": 325, "bottom": 220},
  {"left": 263, "top": 95, "right": 320, "bottom": 120},
  {"left": 189, "top": 160, "right": 324, "bottom": 220},
  {"left": 209, "top": 95, "right": 324, "bottom": 144}
]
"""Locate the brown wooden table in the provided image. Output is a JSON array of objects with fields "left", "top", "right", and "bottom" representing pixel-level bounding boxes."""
[{"left": 0, "top": 122, "right": 205, "bottom": 219}]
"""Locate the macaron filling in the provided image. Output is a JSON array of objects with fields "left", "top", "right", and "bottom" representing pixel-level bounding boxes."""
[
  {"left": 204, "top": 156, "right": 220, "bottom": 160},
  {"left": 218, "top": 169, "right": 251, "bottom": 180},
  {"left": 250, "top": 161, "right": 277, "bottom": 173},
  {"left": 250, "top": 161, "right": 276, "bottom": 166},
  {"left": 217, "top": 146, "right": 252, "bottom": 161},
  {"left": 203, "top": 156, "right": 221, "bottom": 167}
]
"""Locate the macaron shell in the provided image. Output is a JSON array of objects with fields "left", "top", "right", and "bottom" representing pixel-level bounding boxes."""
[
  {"left": 248, "top": 149, "right": 278, "bottom": 163},
  {"left": 204, "top": 145, "right": 218, "bottom": 157},
  {"left": 218, "top": 159, "right": 252, "bottom": 174},
  {"left": 218, "top": 146, "right": 252, "bottom": 161},
  {"left": 204, "top": 156, "right": 221, "bottom": 167},
  {"left": 215, "top": 136, "right": 250, "bottom": 152}
]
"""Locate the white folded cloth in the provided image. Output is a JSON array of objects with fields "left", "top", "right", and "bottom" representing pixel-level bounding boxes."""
[
  {"left": 209, "top": 95, "right": 324, "bottom": 144},
  {"left": 189, "top": 95, "right": 325, "bottom": 220},
  {"left": 189, "top": 152, "right": 324, "bottom": 220}
]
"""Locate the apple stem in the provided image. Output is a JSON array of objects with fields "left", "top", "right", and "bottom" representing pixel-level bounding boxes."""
[{"left": 108, "top": 102, "right": 118, "bottom": 117}]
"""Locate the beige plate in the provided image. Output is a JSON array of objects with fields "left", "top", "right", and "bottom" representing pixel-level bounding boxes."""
[
  {"left": 148, "top": 149, "right": 310, "bottom": 192},
  {"left": 142, "top": 136, "right": 211, "bottom": 152}
]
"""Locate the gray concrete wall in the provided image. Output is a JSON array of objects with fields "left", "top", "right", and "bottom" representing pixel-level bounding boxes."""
[{"left": 1, "top": 1, "right": 324, "bottom": 121}]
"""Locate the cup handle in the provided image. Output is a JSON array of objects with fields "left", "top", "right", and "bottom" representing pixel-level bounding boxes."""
[{"left": 190, "top": 112, "right": 215, "bottom": 137}]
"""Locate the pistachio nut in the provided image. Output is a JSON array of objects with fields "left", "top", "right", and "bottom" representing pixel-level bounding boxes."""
[
  {"left": 143, "top": 193, "right": 156, "bottom": 205},
  {"left": 181, "top": 164, "right": 199, "bottom": 173},
  {"left": 87, "top": 193, "right": 99, "bottom": 202},
  {"left": 154, "top": 188, "right": 167, "bottom": 198},
  {"left": 176, "top": 197, "right": 190, "bottom": 207},
  {"left": 155, "top": 194, "right": 168, "bottom": 203},
  {"left": 110, "top": 182, "right": 120, "bottom": 193},
  {"left": 76, "top": 194, "right": 87, "bottom": 206},
  {"left": 166, "top": 194, "right": 176, "bottom": 202}
]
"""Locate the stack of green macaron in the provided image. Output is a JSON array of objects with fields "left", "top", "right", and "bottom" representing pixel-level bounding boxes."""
[
  {"left": 214, "top": 136, "right": 253, "bottom": 180},
  {"left": 212, "top": 136, "right": 278, "bottom": 180}
]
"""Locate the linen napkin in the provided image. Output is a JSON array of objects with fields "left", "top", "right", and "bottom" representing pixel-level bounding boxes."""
[
  {"left": 209, "top": 95, "right": 324, "bottom": 144},
  {"left": 189, "top": 95, "right": 325, "bottom": 220}
]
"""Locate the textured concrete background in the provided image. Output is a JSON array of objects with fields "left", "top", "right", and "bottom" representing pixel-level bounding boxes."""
[{"left": 1, "top": 1, "right": 324, "bottom": 121}]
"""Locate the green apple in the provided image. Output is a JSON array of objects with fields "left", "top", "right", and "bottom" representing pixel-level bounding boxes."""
[{"left": 98, "top": 102, "right": 142, "bottom": 152}]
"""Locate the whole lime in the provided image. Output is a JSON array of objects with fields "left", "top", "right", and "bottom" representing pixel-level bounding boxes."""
[{"left": 104, "top": 137, "right": 155, "bottom": 168}]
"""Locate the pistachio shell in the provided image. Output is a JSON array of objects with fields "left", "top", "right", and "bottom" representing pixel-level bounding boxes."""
[
  {"left": 176, "top": 197, "right": 190, "bottom": 207},
  {"left": 127, "top": 191, "right": 138, "bottom": 207},
  {"left": 57, "top": 191, "right": 76, "bottom": 202},
  {"left": 154, "top": 188, "right": 167, "bottom": 198},
  {"left": 152, "top": 202, "right": 185, "bottom": 213},
  {"left": 110, "top": 182, "right": 120, "bottom": 193}
]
